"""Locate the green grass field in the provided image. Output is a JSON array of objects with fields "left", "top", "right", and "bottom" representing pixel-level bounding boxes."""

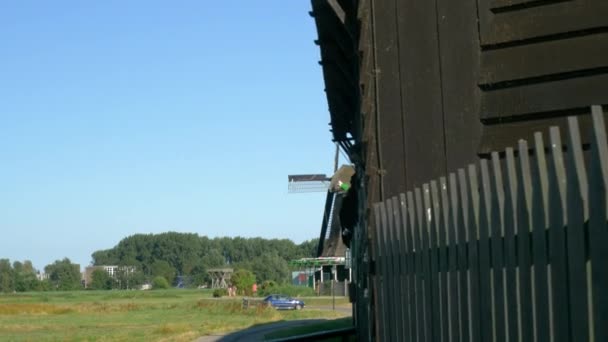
[{"left": 0, "top": 290, "right": 349, "bottom": 342}]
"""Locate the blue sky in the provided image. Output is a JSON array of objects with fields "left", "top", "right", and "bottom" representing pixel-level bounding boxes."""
[{"left": 0, "top": 1, "right": 338, "bottom": 271}]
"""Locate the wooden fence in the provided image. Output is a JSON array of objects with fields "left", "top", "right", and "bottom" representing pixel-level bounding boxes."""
[{"left": 371, "top": 105, "right": 608, "bottom": 342}]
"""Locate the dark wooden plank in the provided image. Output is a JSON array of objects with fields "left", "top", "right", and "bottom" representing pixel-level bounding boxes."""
[
  {"left": 516, "top": 139, "right": 534, "bottom": 342},
  {"left": 380, "top": 201, "right": 396, "bottom": 341},
  {"left": 408, "top": 190, "right": 424, "bottom": 342},
  {"left": 447, "top": 174, "right": 461, "bottom": 342},
  {"left": 481, "top": 73, "right": 608, "bottom": 121},
  {"left": 372, "top": 203, "right": 386, "bottom": 341},
  {"left": 397, "top": 193, "right": 413, "bottom": 342},
  {"left": 489, "top": 0, "right": 569, "bottom": 9},
  {"left": 478, "top": 111, "right": 608, "bottom": 155},
  {"left": 478, "top": 160, "right": 493, "bottom": 342},
  {"left": 548, "top": 127, "right": 571, "bottom": 342},
  {"left": 436, "top": 0, "right": 483, "bottom": 171},
  {"left": 456, "top": 169, "right": 471, "bottom": 342},
  {"left": 480, "top": 32, "right": 608, "bottom": 85},
  {"left": 478, "top": 0, "right": 608, "bottom": 45},
  {"left": 564, "top": 116, "right": 590, "bottom": 342},
  {"left": 355, "top": 4, "right": 374, "bottom": 340},
  {"left": 588, "top": 105, "right": 608, "bottom": 342},
  {"left": 531, "top": 132, "right": 552, "bottom": 342},
  {"left": 432, "top": 180, "right": 450, "bottom": 342},
  {"left": 418, "top": 186, "right": 434, "bottom": 341},
  {"left": 372, "top": 0, "right": 408, "bottom": 198},
  {"left": 503, "top": 148, "right": 520, "bottom": 341},
  {"left": 465, "top": 166, "right": 482, "bottom": 342},
  {"left": 426, "top": 183, "right": 441, "bottom": 340},
  {"left": 396, "top": 0, "right": 447, "bottom": 188},
  {"left": 388, "top": 196, "right": 404, "bottom": 341},
  {"left": 490, "top": 152, "right": 507, "bottom": 342}
]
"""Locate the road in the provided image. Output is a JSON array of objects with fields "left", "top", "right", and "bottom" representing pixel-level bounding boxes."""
[{"left": 194, "top": 305, "right": 352, "bottom": 342}]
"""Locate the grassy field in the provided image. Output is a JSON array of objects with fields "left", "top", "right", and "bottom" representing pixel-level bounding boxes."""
[{"left": 0, "top": 290, "right": 349, "bottom": 342}]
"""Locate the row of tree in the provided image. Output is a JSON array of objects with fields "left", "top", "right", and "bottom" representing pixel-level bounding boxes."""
[
  {"left": 0, "top": 233, "right": 318, "bottom": 292},
  {"left": 0, "top": 258, "right": 82, "bottom": 292},
  {"left": 91, "top": 233, "right": 318, "bottom": 286}
]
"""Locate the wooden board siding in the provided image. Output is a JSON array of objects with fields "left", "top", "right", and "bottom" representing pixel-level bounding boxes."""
[
  {"left": 311, "top": 1, "right": 608, "bottom": 341},
  {"left": 477, "top": 0, "right": 608, "bottom": 146}
]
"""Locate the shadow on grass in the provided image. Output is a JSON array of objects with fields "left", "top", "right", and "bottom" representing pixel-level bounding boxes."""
[{"left": 213, "top": 318, "right": 329, "bottom": 342}]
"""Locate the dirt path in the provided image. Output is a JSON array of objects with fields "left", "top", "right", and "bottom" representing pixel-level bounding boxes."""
[
  {"left": 194, "top": 319, "right": 327, "bottom": 342},
  {"left": 194, "top": 305, "right": 352, "bottom": 342}
]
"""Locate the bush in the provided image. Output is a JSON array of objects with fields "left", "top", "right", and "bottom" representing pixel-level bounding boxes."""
[
  {"left": 152, "top": 276, "right": 170, "bottom": 290},
  {"left": 258, "top": 284, "right": 315, "bottom": 297},
  {"left": 231, "top": 269, "right": 256, "bottom": 296},
  {"left": 212, "top": 288, "right": 228, "bottom": 298},
  {"left": 260, "top": 280, "right": 277, "bottom": 292}
]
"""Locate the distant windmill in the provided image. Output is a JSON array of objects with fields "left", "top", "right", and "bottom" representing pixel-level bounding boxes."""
[
  {"left": 287, "top": 144, "right": 354, "bottom": 194},
  {"left": 287, "top": 144, "right": 355, "bottom": 258},
  {"left": 287, "top": 174, "right": 331, "bottom": 193}
]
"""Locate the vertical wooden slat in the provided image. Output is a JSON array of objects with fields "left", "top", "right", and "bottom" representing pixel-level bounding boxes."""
[
  {"left": 547, "top": 127, "right": 570, "bottom": 342},
  {"left": 532, "top": 132, "right": 551, "bottom": 342},
  {"left": 409, "top": 190, "right": 424, "bottom": 342},
  {"left": 503, "top": 148, "right": 519, "bottom": 341},
  {"left": 389, "top": 196, "right": 405, "bottom": 341},
  {"left": 490, "top": 152, "right": 507, "bottom": 342},
  {"left": 447, "top": 174, "right": 461, "bottom": 342},
  {"left": 395, "top": 0, "right": 447, "bottom": 188},
  {"left": 438, "top": 177, "right": 456, "bottom": 341},
  {"left": 456, "top": 169, "right": 471, "bottom": 342},
  {"left": 478, "top": 159, "right": 493, "bottom": 342},
  {"left": 418, "top": 186, "right": 433, "bottom": 341},
  {"left": 380, "top": 201, "right": 396, "bottom": 341},
  {"left": 373, "top": 203, "right": 386, "bottom": 342},
  {"left": 588, "top": 105, "right": 608, "bottom": 342},
  {"left": 466, "top": 165, "right": 482, "bottom": 342},
  {"left": 565, "top": 117, "right": 589, "bottom": 342},
  {"left": 516, "top": 139, "right": 534, "bottom": 342},
  {"left": 398, "top": 193, "right": 413, "bottom": 342},
  {"left": 371, "top": 0, "right": 408, "bottom": 197},
  {"left": 428, "top": 182, "right": 441, "bottom": 341},
  {"left": 432, "top": 180, "right": 450, "bottom": 342}
]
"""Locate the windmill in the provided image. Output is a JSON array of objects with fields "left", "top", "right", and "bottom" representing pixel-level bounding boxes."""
[{"left": 287, "top": 144, "right": 355, "bottom": 258}]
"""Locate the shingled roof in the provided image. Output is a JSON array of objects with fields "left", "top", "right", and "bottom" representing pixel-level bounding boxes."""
[{"left": 310, "top": 0, "right": 360, "bottom": 155}]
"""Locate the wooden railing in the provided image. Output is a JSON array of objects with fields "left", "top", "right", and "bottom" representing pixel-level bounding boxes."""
[{"left": 371, "top": 105, "right": 608, "bottom": 341}]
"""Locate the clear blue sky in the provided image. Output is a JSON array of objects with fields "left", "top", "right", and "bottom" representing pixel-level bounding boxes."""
[{"left": 0, "top": 1, "right": 339, "bottom": 271}]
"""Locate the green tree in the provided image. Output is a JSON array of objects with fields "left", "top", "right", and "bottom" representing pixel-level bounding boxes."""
[
  {"left": 201, "top": 249, "right": 225, "bottom": 269},
  {"left": 13, "top": 260, "right": 38, "bottom": 292},
  {"left": 231, "top": 269, "right": 255, "bottom": 296},
  {"left": 90, "top": 269, "right": 112, "bottom": 290},
  {"left": 35, "top": 279, "right": 51, "bottom": 291},
  {"left": 150, "top": 260, "right": 175, "bottom": 285},
  {"left": 152, "top": 276, "right": 169, "bottom": 289},
  {"left": 0, "top": 259, "right": 14, "bottom": 293},
  {"left": 45, "top": 258, "right": 81, "bottom": 291},
  {"left": 114, "top": 267, "right": 145, "bottom": 290},
  {"left": 189, "top": 263, "right": 208, "bottom": 288},
  {"left": 249, "top": 251, "right": 290, "bottom": 284},
  {"left": 90, "top": 233, "right": 322, "bottom": 290},
  {"left": 298, "top": 238, "right": 320, "bottom": 258},
  {"left": 91, "top": 249, "right": 118, "bottom": 266}
]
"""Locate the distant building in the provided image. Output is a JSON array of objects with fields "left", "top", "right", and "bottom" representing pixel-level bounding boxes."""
[
  {"left": 36, "top": 272, "right": 49, "bottom": 281},
  {"left": 83, "top": 265, "right": 136, "bottom": 288}
]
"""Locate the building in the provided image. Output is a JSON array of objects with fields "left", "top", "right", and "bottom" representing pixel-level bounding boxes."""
[{"left": 83, "top": 265, "right": 136, "bottom": 288}]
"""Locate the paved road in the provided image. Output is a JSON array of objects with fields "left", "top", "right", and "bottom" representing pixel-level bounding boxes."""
[
  {"left": 194, "top": 305, "right": 352, "bottom": 342},
  {"left": 195, "top": 319, "right": 327, "bottom": 342}
]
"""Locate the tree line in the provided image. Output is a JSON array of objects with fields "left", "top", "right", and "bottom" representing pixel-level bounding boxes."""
[
  {"left": 0, "top": 258, "right": 83, "bottom": 292},
  {"left": 0, "top": 233, "right": 318, "bottom": 292}
]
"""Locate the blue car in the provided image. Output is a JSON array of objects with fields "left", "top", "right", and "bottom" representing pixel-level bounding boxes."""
[{"left": 263, "top": 294, "right": 305, "bottom": 310}]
